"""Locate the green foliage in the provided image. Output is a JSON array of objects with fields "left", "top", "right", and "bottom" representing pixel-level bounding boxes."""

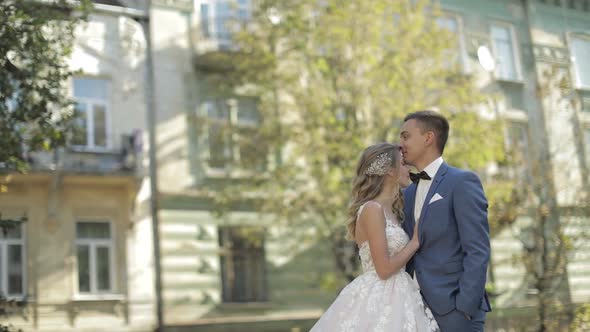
[
  {"left": 0, "top": 0, "right": 91, "bottom": 172},
  {"left": 319, "top": 272, "right": 340, "bottom": 292},
  {"left": 508, "top": 63, "right": 590, "bottom": 331},
  {"left": 210, "top": 0, "right": 506, "bottom": 277},
  {"left": 0, "top": 292, "right": 25, "bottom": 332},
  {"left": 570, "top": 304, "right": 590, "bottom": 332},
  {"left": 0, "top": 2, "right": 90, "bottom": 330},
  {"left": 485, "top": 176, "right": 526, "bottom": 237}
]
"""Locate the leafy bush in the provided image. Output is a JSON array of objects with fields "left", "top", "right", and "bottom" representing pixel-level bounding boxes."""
[{"left": 569, "top": 304, "right": 590, "bottom": 332}]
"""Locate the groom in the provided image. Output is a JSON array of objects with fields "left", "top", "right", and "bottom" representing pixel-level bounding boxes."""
[{"left": 400, "top": 110, "right": 491, "bottom": 331}]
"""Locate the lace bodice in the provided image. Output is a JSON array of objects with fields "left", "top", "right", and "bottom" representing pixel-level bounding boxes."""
[
  {"left": 310, "top": 201, "right": 440, "bottom": 332},
  {"left": 310, "top": 200, "right": 439, "bottom": 332},
  {"left": 357, "top": 202, "right": 409, "bottom": 273}
]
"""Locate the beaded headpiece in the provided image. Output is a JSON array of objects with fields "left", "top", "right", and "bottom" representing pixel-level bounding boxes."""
[{"left": 365, "top": 152, "right": 392, "bottom": 176}]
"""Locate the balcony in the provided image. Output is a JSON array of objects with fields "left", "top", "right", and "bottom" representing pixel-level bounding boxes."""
[
  {"left": 26, "top": 133, "right": 143, "bottom": 177},
  {"left": 536, "top": 0, "right": 590, "bottom": 13},
  {"left": 192, "top": 0, "right": 250, "bottom": 70}
]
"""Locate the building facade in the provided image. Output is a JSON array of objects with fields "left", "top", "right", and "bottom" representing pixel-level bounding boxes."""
[
  {"left": 438, "top": 1, "right": 590, "bottom": 329},
  {"left": 1, "top": 2, "right": 156, "bottom": 331},
  {"left": 151, "top": 0, "right": 590, "bottom": 331},
  {"left": 2, "top": 0, "right": 590, "bottom": 331},
  {"left": 146, "top": 1, "right": 338, "bottom": 330}
]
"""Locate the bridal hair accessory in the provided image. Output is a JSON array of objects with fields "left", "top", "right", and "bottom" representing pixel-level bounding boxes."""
[{"left": 365, "top": 153, "right": 392, "bottom": 176}]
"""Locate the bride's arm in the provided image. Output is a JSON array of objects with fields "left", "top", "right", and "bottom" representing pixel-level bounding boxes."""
[{"left": 359, "top": 202, "right": 420, "bottom": 280}]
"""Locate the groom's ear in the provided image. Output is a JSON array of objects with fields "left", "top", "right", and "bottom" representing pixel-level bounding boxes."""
[{"left": 424, "top": 131, "right": 436, "bottom": 147}]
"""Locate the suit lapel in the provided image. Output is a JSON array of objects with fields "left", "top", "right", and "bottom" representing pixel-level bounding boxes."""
[{"left": 419, "top": 163, "right": 448, "bottom": 234}]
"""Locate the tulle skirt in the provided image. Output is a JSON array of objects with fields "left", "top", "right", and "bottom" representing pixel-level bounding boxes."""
[{"left": 310, "top": 270, "right": 439, "bottom": 332}]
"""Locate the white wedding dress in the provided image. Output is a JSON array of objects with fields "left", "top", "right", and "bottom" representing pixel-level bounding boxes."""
[{"left": 310, "top": 202, "right": 439, "bottom": 332}]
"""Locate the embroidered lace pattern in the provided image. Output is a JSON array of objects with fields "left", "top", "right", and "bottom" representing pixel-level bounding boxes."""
[{"left": 310, "top": 201, "right": 439, "bottom": 332}]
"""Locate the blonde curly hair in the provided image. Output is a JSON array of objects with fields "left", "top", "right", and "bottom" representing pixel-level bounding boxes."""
[{"left": 345, "top": 143, "right": 405, "bottom": 240}]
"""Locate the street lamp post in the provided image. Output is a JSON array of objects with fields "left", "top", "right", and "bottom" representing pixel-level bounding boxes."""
[
  {"left": 477, "top": 45, "right": 500, "bottom": 117},
  {"left": 267, "top": 8, "right": 282, "bottom": 166},
  {"left": 137, "top": 1, "right": 165, "bottom": 331},
  {"left": 96, "top": 1, "right": 165, "bottom": 330},
  {"left": 476, "top": 44, "right": 500, "bottom": 302}
]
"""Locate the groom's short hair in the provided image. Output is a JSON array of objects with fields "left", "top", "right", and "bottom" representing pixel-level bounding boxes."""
[{"left": 404, "top": 110, "right": 449, "bottom": 154}]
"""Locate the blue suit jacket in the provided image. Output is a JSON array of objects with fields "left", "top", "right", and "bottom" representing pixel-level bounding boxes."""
[{"left": 402, "top": 162, "right": 492, "bottom": 317}]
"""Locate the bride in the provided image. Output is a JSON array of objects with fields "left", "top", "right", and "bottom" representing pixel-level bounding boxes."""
[{"left": 310, "top": 143, "right": 439, "bottom": 332}]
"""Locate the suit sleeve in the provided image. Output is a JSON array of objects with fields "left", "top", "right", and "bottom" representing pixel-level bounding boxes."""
[{"left": 453, "top": 171, "right": 490, "bottom": 317}]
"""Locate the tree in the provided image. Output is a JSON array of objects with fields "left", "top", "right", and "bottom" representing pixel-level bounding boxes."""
[
  {"left": 0, "top": 1, "right": 90, "bottom": 331},
  {"left": 517, "top": 64, "right": 588, "bottom": 332},
  {"left": 488, "top": 63, "right": 589, "bottom": 331},
  {"left": 0, "top": 291, "right": 25, "bottom": 332},
  {"left": 0, "top": 0, "right": 90, "bottom": 172},
  {"left": 570, "top": 304, "right": 590, "bottom": 332},
  {"left": 207, "top": 0, "right": 506, "bottom": 282}
]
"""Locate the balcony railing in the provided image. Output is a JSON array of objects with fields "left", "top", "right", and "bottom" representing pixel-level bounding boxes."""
[
  {"left": 25, "top": 133, "right": 143, "bottom": 176},
  {"left": 202, "top": 15, "right": 236, "bottom": 45},
  {"left": 194, "top": 1, "right": 250, "bottom": 56}
]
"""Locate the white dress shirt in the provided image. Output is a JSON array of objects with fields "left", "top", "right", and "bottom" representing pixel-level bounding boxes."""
[{"left": 414, "top": 157, "right": 444, "bottom": 222}]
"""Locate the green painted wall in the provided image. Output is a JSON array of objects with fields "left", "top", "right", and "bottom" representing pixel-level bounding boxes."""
[{"left": 156, "top": 0, "right": 590, "bottom": 330}]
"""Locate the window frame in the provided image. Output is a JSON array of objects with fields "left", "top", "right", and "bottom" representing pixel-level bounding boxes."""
[
  {"left": 506, "top": 120, "right": 529, "bottom": 156},
  {"left": 218, "top": 226, "right": 268, "bottom": 303},
  {"left": 74, "top": 220, "right": 116, "bottom": 296},
  {"left": 568, "top": 33, "right": 590, "bottom": 91},
  {"left": 204, "top": 99, "right": 233, "bottom": 169},
  {"left": 201, "top": 96, "right": 266, "bottom": 174},
  {"left": 584, "top": 126, "right": 590, "bottom": 164},
  {"left": 0, "top": 222, "right": 26, "bottom": 299},
  {"left": 199, "top": 0, "right": 252, "bottom": 43},
  {"left": 490, "top": 22, "right": 523, "bottom": 82},
  {"left": 71, "top": 77, "right": 112, "bottom": 152},
  {"left": 436, "top": 12, "right": 471, "bottom": 73}
]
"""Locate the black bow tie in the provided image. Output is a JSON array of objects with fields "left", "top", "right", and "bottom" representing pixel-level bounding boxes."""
[{"left": 410, "top": 171, "right": 431, "bottom": 184}]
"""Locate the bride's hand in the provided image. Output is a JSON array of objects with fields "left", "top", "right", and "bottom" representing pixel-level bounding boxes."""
[{"left": 410, "top": 222, "right": 420, "bottom": 248}]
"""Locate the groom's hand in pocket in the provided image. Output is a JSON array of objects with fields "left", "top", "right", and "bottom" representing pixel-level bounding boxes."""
[{"left": 459, "top": 310, "right": 471, "bottom": 321}]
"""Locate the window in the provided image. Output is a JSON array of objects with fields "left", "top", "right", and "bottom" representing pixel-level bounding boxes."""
[
  {"left": 76, "top": 222, "right": 114, "bottom": 294},
  {"left": 0, "top": 224, "right": 25, "bottom": 297},
  {"left": 203, "top": 97, "right": 266, "bottom": 171},
  {"left": 72, "top": 78, "right": 110, "bottom": 149},
  {"left": 491, "top": 24, "right": 521, "bottom": 81},
  {"left": 200, "top": 2, "right": 211, "bottom": 38},
  {"left": 582, "top": 91, "right": 590, "bottom": 112},
  {"left": 218, "top": 227, "right": 267, "bottom": 303},
  {"left": 507, "top": 121, "right": 529, "bottom": 163},
  {"left": 436, "top": 15, "right": 469, "bottom": 72},
  {"left": 199, "top": 0, "right": 251, "bottom": 42},
  {"left": 206, "top": 99, "right": 230, "bottom": 168},
  {"left": 570, "top": 36, "right": 590, "bottom": 89}
]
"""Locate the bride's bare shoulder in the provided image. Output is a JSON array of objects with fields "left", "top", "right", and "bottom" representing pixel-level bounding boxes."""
[{"left": 358, "top": 201, "right": 385, "bottom": 226}]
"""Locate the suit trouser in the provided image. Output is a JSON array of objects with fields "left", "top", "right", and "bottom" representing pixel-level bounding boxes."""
[{"left": 433, "top": 308, "right": 486, "bottom": 332}]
